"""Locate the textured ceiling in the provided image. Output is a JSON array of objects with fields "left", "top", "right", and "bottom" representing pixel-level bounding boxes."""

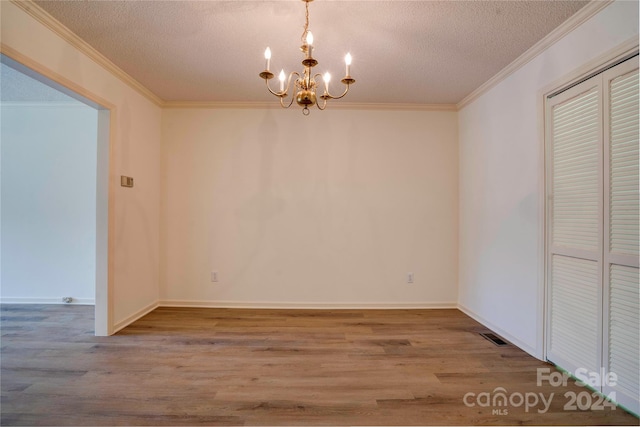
[
  {"left": 1, "top": 62, "right": 80, "bottom": 103},
  {"left": 34, "top": 0, "right": 589, "bottom": 105}
]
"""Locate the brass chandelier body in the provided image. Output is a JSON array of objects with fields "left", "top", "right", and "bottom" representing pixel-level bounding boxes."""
[{"left": 259, "top": 0, "right": 355, "bottom": 115}]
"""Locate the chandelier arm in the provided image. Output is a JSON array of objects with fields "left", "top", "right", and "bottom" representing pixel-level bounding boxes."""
[
  {"left": 264, "top": 71, "right": 301, "bottom": 98},
  {"left": 264, "top": 78, "right": 284, "bottom": 97},
  {"left": 316, "top": 97, "right": 327, "bottom": 110},
  {"left": 288, "top": 71, "right": 301, "bottom": 92},
  {"left": 280, "top": 94, "right": 295, "bottom": 109},
  {"left": 278, "top": 72, "right": 300, "bottom": 108},
  {"left": 312, "top": 73, "right": 324, "bottom": 89},
  {"left": 312, "top": 73, "right": 352, "bottom": 100},
  {"left": 323, "top": 82, "right": 352, "bottom": 100}
]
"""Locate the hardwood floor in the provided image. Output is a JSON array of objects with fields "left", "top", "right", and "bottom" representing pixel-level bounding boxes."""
[{"left": 1, "top": 304, "right": 637, "bottom": 426}]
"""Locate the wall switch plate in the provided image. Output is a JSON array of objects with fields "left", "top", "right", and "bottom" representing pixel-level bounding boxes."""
[
  {"left": 211, "top": 271, "right": 218, "bottom": 282},
  {"left": 120, "top": 176, "right": 134, "bottom": 187},
  {"left": 407, "top": 272, "right": 414, "bottom": 284}
]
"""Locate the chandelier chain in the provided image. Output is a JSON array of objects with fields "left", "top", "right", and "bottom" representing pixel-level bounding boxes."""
[{"left": 301, "top": 0, "right": 310, "bottom": 45}]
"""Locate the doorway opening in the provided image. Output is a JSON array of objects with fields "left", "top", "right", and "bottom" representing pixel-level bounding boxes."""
[{"left": 0, "top": 53, "right": 111, "bottom": 335}]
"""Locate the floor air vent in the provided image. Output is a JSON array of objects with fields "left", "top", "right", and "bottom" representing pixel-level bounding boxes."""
[{"left": 480, "top": 332, "right": 509, "bottom": 346}]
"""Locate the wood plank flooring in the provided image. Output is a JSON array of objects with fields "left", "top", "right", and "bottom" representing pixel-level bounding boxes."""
[{"left": 1, "top": 304, "right": 638, "bottom": 426}]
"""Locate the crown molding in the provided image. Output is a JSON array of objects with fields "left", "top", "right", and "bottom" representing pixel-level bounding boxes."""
[
  {"left": 327, "top": 102, "right": 458, "bottom": 112},
  {"left": 10, "top": 0, "right": 164, "bottom": 107},
  {"left": 456, "top": 0, "right": 614, "bottom": 110},
  {"left": 163, "top": 101, "right": 299, "bottom": 109},
  {"left": 12, "top": 0, "right": 607, "bottom": 113},
  {"left": 162, "top": 100, "right": 458, "bottom": 112},
  {"left": 1, "top": 101, "right": 87, "bottom": 107}
]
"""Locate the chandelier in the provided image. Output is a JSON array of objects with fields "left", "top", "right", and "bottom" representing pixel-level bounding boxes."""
[{"left": 259, "top": 0, "right": 355, "bottom": 115}]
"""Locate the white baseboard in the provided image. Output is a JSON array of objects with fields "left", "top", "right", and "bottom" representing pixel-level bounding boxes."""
[
  {"left": 112, "top": 301, "right": 159, "bottom": 333},
  {"left": 457, "top": 303, "right": 542, "bottom": 359},
  {"left": 159, "top": 300, "right": 458, "bottom": 310},
  {"left": 0, "top": 297, "right": 95, "bottom": 305}
]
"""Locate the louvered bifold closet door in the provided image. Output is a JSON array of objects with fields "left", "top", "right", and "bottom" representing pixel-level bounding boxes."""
[
  {"left": 546, "top": 78, "right": 603, "bottom": 376},
  {"left": 602, "top": 60, "right": 639, "bottom": 415}
]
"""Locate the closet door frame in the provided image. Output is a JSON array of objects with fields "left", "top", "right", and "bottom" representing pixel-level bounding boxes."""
[
  {"left": 541, "top": 39, "right": 639, "bottom": 414},
  {"left": 540, "top": 38, "right": 638, "bottom": 361}
]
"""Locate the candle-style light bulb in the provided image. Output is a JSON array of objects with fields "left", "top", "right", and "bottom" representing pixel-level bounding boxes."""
[
  {"left": 306, "top": 32, "right": 314, "bottom": 58},
  {"left": 323, "top": 72, "right": 331, "bottom": 93},
  {"left": 264, "top": 47, "right": 271, "bottom": 71},
  {"left": 345, "top": 53, "right": 352, "bottom": 76},
  {"left": 279, "top": 69, "right": 286, "bottom": 91}
]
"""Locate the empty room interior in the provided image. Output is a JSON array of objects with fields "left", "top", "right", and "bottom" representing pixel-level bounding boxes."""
[{"left": 0, "top": 0, "right": 639, "bottom": 425}]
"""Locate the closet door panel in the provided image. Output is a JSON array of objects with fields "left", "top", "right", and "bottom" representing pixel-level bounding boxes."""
[
  {"left": 551, "top": 86, "right": 601, "bottom": 253},
  {"left": 603, "top": 62, "right": 639, "bottom": 415},
  {"left": 608, "top": 265, "right": 639, "bottom": 398},
  {"left": 549, "top": 255, "right": 600, "bottom": 371},
  {"left": 547, "top": 79, "right": 603, "bottom": 375},
  {"left": 609, "top": 68, "right": 639, "bottom": 257}
]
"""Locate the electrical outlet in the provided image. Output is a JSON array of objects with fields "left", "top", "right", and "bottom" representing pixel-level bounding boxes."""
[
  {"left": 211, "top": 271, "right": 218, "bottom": 282},
  {"left": 407, "top": 272, "right": 414, "bottom": 284}
]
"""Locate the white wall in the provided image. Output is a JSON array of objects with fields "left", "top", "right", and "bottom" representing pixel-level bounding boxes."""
[
  {"left": 6, "top": 0, "right": 636, "bottom": 344},
  {"left": 1, "top": 103, "right": 97, "bottom": 303},
  {"left": 161, "top": 108, "right": 458, "bottom": 307},
  {"left": 458, "top": 0, "right": 639, "bottom": 357},
  {"left": 1, "top": 1, "right": 162, "bottom": 328}
]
